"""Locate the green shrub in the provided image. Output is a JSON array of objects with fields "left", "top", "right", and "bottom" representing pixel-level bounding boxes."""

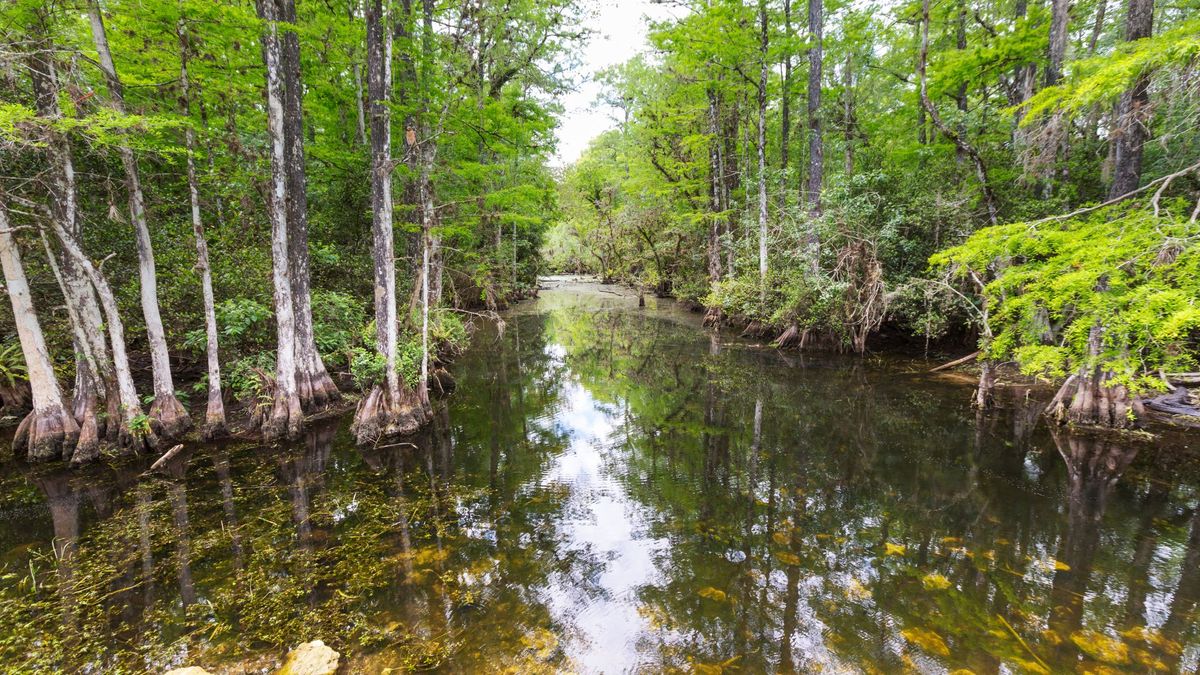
[
  {"left": 312, "top": 290, "right": 367, "bottom": 367},
  {"left": 349, "top": 347, "right": 386, "bottom": 391},
  {"left": 430, "top": 311, "right": 468, "bottom": 352},
  {"left": 217, "top": 298, "right": 273, "bottom": 350},
  {"left": 0, "top": 341, "right": 27, "bottom": 387},
  {"left": 226, "top": 351, "right": 276, "bottom": 404}
]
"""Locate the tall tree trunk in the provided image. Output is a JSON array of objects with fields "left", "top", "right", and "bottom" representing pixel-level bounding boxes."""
[
  {"left": 1108, "top": 0, "right": 1154, "bottom": 198},
  {"left": 397, "top": 0, "right": 419, "bottom": 273},
  {"left": 1043, "top": 0, "right": 1072, "bottom": 190},
  {"left": 919, "top": 0, "right": 1000, "bottom": 225},
  {"left": 39, "top": 233, "right": 106, "bottom": 461},
  {"left": 418, "top": 154, "right": 439, "bottom": 410},
  {"left": 257, "top": 0, "right": 304, "bottom": 440},
  {"left": 1046, "top": 0, "right": 1070, "bottom": 87},
  {"left": 353, "top": 0, "right": 425, "bottom": 443},
  {"left": 27, "top": 18, "right": 147, "bottom": 455},
  {"left": 412, "top": 0, "right": 439, "bottom": 406},
  {"left": 955, "top": 2, "right": 968, "bottom": 168},
  {"left": 1011, "top": 0, "right": 1037, "bottom": 151},
  {"left": 780, "top": 0, "right": 793, "bottom": 180},
  {"left": 707, "top": 93, "right": 723, "bottom": 285},
  {"left": 915, "top": 21, "right": 927, "bottom": 146},
  {"left": 48, "top": 216, "right": 158, "bottom": 453},
  {"left": 276, "top": 0, "right": 341, "bottom": 411},
  {"left": 843, "top": 53, "right": 855, "bottom": 176},
  {"left": 723, "top": 95, "right": 739, "bottom": 275},
  {"left": 178, "top": 17, "right": 227, "bottom": 439},
  {"left": 0, "top": 202, "right": 79, "bottom": 463},
  {"left": 805, "top": 0, "right": 824, "bottom": 274},
  {"left": 27, "top": 17, "right": 114, "bottom": 450},
  {"left": 757, "top": 0, "right": 769, "bottom": 303},
  {"left": 1088, "top": 0, "right": 1107, "bottom": 54},
  {"left": 805, "top": 0, "right": 824, "bottom": 216},
  {"left": 86, "top": 0, "right": 191, "bottom": 439},
  {"left": 703, "top": 90, "right": 724, "bottom": 327}
]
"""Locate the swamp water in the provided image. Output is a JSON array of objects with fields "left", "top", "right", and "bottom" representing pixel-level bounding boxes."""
[{"left": 1, "top": 279, "right": 1199, "bottom": 673}]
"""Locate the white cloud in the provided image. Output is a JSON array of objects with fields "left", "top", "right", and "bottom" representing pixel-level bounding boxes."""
[{"left": 552, "top": 0, "right": 679, "bottom": 167}]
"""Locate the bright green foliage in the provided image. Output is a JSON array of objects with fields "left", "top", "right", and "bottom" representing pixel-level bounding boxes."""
[
  {"left": 0, "top": 0, "right": 585, "bottom": 407},
  {"left": 547, "top": 0, "right": 1200, "bottom": 378},
  {"left": 226, "top": 352, "right": 277, "bottom": 405},
  {"left": 0, "top": 342, "right": 27, "bottom": 388},
  {"left": 934, "top": 202, "right": 1200, "bottom": 390},
  {"left": 1024, "top": 19, "right": 1200, "bottom": 120},
  {"left": 311, "top": 291, "right": 367, "bottom": 368}
]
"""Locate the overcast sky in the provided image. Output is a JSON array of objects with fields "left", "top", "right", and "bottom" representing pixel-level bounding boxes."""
[{"left": 552, "top": 0, "right": 679, "bottom": 167}]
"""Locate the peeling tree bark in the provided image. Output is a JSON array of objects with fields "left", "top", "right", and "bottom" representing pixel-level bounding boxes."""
[
  {"left": 39, "top": 234, "right": 108, "bottom": 462},
  {"left": 1108, "top": 0, "right": 1154, "bottom": 198},
  {"left": 1046, "top": 0, "right": 1070, "bottom": 87},
  {"left": 805, "top": 0, "right": 824, "bottom": 218}
]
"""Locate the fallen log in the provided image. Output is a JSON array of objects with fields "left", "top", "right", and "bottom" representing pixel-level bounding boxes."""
[
  {"left": 146, "top": 443, "right": 186, "bottom": 475},
  {"left": 1164, "top": 372, "right": 1200, "bottom": 386},
  {"left": 1144, "top": 386, "right": 1200, "bottom": 417},
  {"left": 929, "top": 351, "right": 979, "bottom": 373}
]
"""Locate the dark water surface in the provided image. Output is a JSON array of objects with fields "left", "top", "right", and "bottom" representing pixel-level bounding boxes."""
[{"left": 2, "top": 279, "right": 1200, "bottom": 673}]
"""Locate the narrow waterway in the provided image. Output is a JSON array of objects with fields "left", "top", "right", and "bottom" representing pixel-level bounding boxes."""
[{"left": 1, "top": 277, "right": 1198, "bottom": 672}]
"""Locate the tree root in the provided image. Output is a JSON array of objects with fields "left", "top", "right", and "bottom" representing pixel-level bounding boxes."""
[
  {"left": 351, "top": 385, "right": 432, "bottom": 446},
  {"left": 974, "top": 360, "right": 995, "bottom": 409},
  {"left": 773, "top": 323, "right": 804, "bottom": 350},
  {"left": 1144, "top": 386, "right": 1200, "bottom": 419},
  {"left": 296, "top": 368, "right": 341, "bottom": 413},
  {"left": 200, "top": 387, "right": 228, "bottom": 440},
  {"left": 263, "top": 386, "right": 304, "bottom": 442},
  {"left": 150, "top": 393, "right": 192, "bottom": 440},
  {"left": 13, "top": 404, "right": 79, "bottom": 462},
  {"left": 70, "top": 399, "right": 102, "bottom": 466},
  {"left": 0, "top": 381, "right": 30, "bottom": 412},
  {"left": 201, "top": 419, "right": 229, "bottom": 441},
  {"left": 116, "top": 419, "right": 159, "bottom": 456},
  {"left": 740, "top": 321, "right": 772, "bottom": 339},
  {"left": 431, "top": 367, "right": 456, "bottom": 395},
  {"left": 1046, "top": 370, "right": 1143, "bottom": 429}
]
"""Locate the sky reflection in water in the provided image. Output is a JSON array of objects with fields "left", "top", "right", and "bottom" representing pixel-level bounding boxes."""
[{"left": 1, "top": 282, "right": 1199, "bottom": 673}]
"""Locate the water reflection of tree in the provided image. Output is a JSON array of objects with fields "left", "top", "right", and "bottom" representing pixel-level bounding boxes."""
[
  {"left": 0, "top": 363, "right": 578, "bottom": 674},
  {"left": 4, "top": 301, "right": 1200, "bottom": 672},
  {"left": 1047, "top": 429, "right": 1138, "bottom": 659},
  {"left": 539, "top": 304, "right": 1200, "bottom": 672}
]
